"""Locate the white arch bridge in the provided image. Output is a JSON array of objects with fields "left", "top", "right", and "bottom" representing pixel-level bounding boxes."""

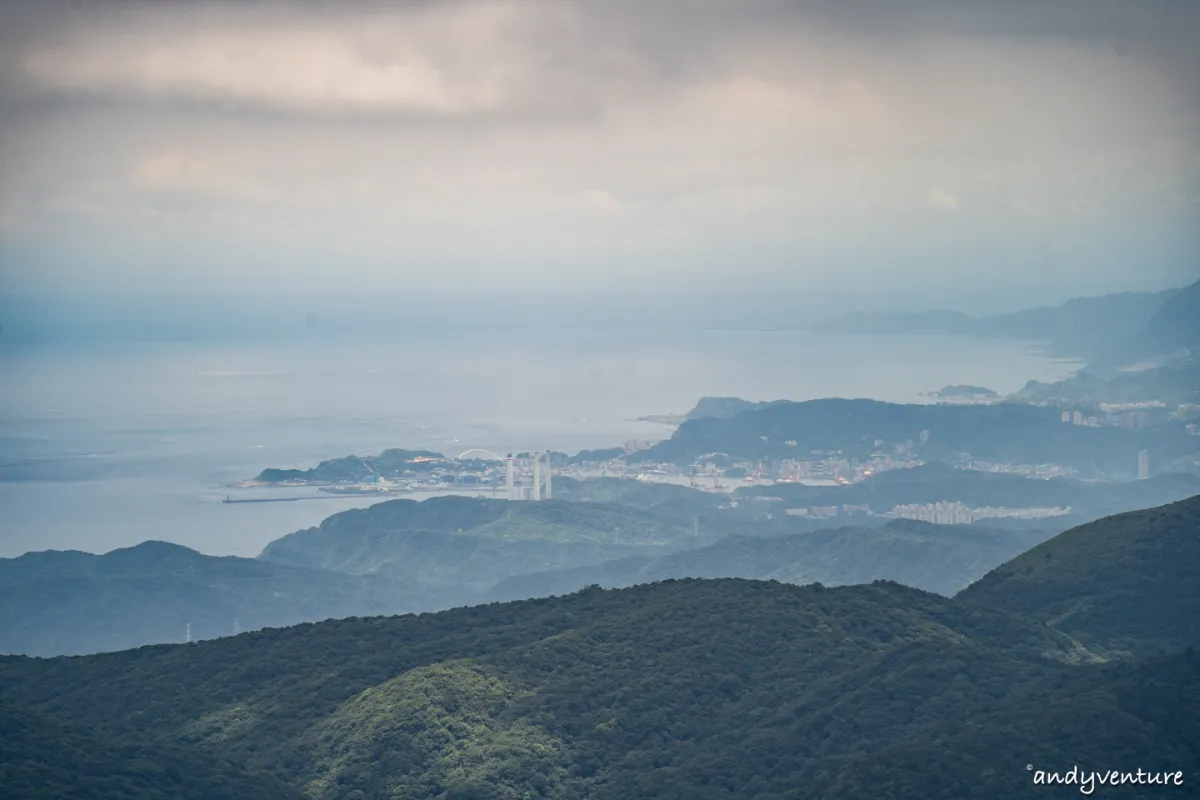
[{"left": 456, "top": 449, "right": 506, "bottom": 461}]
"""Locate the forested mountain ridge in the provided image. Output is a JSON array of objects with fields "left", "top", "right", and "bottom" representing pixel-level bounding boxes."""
[
  {"left": 634, "top": 398, "right": 1198, "bottom": 476},
  {"left": 0, "top": 579, "right": 1097, "bottom": 800},
  {"left": 0, "top": 697, "right": 302, "bottom": 800},
  {"left": 958, "top": 494, "right": 1200, "bottom": 657},
  {"left": 4, "top": 498, "right": 1197, "bottom": 799},
  {"left": 0, "top": 541, "right": 425, "bottom": 657},
  {"left": 257, "top": 496, "right": 702, "bottom": 605},
  {"left": 817, "top": 650, "right": 1200, "bottom": 799},
  {"left": 487, "top": 518, "right": 1058, "bottom": 602}
]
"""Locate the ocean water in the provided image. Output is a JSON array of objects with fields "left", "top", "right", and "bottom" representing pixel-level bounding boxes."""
[{"left": 0, "top": 330, "right": 1080, "bottom": 558}]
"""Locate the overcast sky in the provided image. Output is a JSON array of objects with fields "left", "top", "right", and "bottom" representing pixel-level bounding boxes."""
[{"left": 1, "top": 0, "right": 1198, "bottom": 322}]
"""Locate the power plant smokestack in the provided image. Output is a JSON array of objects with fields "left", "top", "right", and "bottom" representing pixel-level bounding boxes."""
[
  {"left": 532, "top": 452, "right": 542, "bottom": 501},
  {"left": 506, "top": 454, "right": 515, "bottom": 500},
  {"left": 544, "top": 452, "right": 552, "bottom": 500}
]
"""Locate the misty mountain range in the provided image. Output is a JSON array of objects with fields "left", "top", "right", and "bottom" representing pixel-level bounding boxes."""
[
  {"left": 3, "top": 495, "right": 1197, "bottom": 799},
  {"left": 5, "top": 467, "right": 1199, "bottom": 658},
  {"left": 813, "top": 279, "right": 1199, "bottom": 365}
]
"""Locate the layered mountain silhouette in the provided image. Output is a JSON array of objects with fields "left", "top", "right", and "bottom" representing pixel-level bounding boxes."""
[{"left": 1, "top": 495, "right": 1196, "bottom": 798}]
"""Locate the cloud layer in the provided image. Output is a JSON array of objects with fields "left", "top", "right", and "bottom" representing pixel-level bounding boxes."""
[{"left": 1, "top": 0, "right": 1197, "bottom": 316}]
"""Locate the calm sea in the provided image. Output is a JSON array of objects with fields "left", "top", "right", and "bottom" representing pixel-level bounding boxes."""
[{"left": 0, "top": 330, "right": 1080, "bottom": 558}]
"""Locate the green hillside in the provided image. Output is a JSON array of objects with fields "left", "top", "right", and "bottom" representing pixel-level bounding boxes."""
[
  {"left": 0, "top": 580, "right": 1092, "bottom": 800},
  {"left": 958, "top": 495, "right": 1200, "bottom": 657},
  {"left": 256, "top": 449, "right": 460, "bottom": 484},
  {"left": 0, "top": 541, "right": 424, "bottom": 657},
  {"left": 258, "top": 496, "right": 699, "bottom": 603},
  {"left": 818, "top": 650, "right": 1200, "bottom": 799},
  {"left": 488, "top": 519, "right": 1058, "bottom": 602},
  {"left": 0, "top": 698, "right": 300, "bottom": 800},
  {"left": 4, "top": 498, "right": 1198, "bottom": 798}
]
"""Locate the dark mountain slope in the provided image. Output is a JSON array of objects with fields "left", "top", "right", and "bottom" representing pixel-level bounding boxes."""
[
  {"left": 0, "top": 541, "right": 422, "bottom": 657},
  {"left": 958, "top": 494, "right": 1200, "bottom": 657},
  {"left": 634, "top": 398, "right": 1197, "bottom": 475},
  {"left": 552, "top": 476, "right": 728, "bottom": 519},
  {"left": 4, "top": 496, "right": 1198, "bottom": 798},
  {"left": 0, "top": 697, "right": 300, "bottom": 800},
  {"left": 0, "top": 579, "right": 1087, "bottom": 800},
  {"left": 488, "top": 519, "right": 1057, "bottom": 602},
  {"left": 818, "top": 649, "right": 1200, "bottom": 799},
  {"left": 258, "top": 497, "right": 698, "bottom": 603},
  {"left": 684, "top": 396, "right": 789, "bottom": 419},
  {"left": 1119, "top": 278, "right": 1200, "bottom": 363}
]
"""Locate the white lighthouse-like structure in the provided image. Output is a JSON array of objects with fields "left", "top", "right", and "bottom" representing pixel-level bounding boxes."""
[{"left": 532, "top": 452, "right": 542, "bottom": 501}]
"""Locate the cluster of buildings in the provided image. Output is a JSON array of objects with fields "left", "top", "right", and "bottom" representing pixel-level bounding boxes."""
[
  {"left": 779, "top": 500, "right": 1072, "bottom": 524},
  {"left": 561, "top": 451, "right": 920, "bottom": 488},
  {"left": 776, "top": 454, "right": 917, "bottom": 483},
  {"left": 1062, "top": 410, "right": 1102, "bottom": 427},
  {"left": 1058, "top": 400, "right": 1199, "bottom": 431},
  {"left": 953, "top": 458, "right": 1079, "bottom": 480},
  {"left": 885, "top": 501, "right": 1071, "bottom": 524}
]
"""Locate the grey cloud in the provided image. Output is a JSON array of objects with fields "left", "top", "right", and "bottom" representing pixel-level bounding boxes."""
[
  {"left": 0, "top": 0, "right": 1196, "bottom": 310},
  {"left": 3, "top": 1, "right": 1196, "bottom": 122}
]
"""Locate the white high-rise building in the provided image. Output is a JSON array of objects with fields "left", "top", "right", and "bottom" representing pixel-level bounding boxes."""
[
  {"left": 1072, "top": 410, "right": 1084, "bottom": 425},
  {"left": 544, "top": 452, "right": 552, "bottom": 499},
  {"left": 1138, "top": 450, "right": 1149, "bottom": 480},
  {"left": 506, "top": 454, "right": 515, "bottom": 500},
  {"left": 1061, "top": 411, "right": 1071, "bottom": 423},
  {"left": 532, "top": 452, "right": 542, "bottom": 501}
]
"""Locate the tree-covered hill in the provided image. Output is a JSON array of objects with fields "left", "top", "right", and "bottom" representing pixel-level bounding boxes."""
[
  {"left": 552, "top": 476, "right": 728, "bottom": 519},
  {"left": 0, "top": 541, "right": 426, "bottom": 657},
  {"left": 257, "top": 496, "right": 702, "bottom": 607},
  {"left": 487, "top": 519, "right": 1057, "bottom": 602},
  {"left": 633, "top": 398, "right": 1197, "bottom": 475},
  {"left": 958, "top": 494, "right": 1200, "bottom": 657},
  {"left": 5, "top": 498, "right": 1198, "bottom": 799},
  {"left": 256, "top": 449, "right": 461, "bottom": 484},
  {"left": 817, "top": 649, "right": 1200, "bottom": 799},
  {"left": 1010, "top": 361, "right": 1200, "bottom": 405},
  {"left": 0, "top": 579, "right": 1093, "bottom": 800},
  {"left": 0, "top": 697, "right": 301, "bottom": 800},
  {"left": 0, "top": 491, "right": 1054, "bottom": 658}
]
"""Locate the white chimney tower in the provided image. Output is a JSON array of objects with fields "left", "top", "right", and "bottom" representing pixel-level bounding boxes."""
[{"left": 532, "top": 451, "right": 542, "bottom": 501}]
